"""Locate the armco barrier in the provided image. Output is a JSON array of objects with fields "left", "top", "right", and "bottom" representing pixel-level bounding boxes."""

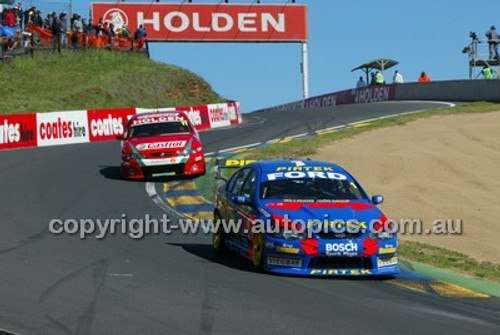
[
  {"left": 0, "top": 101, "right": 241, "bottom": 151},
  {"left": 393, "top": 79, "right": 500, "bottom": 102},
  {"left": 256, "top": 79, "right": 500, "bottom": 114},
  {"left": 256, "top": 85, "right": 395, "bottom": 113}
]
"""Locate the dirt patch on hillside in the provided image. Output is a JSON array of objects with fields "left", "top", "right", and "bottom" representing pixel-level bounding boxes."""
[{"left": 312, "top": 112, "right": 500, "bottom": 264}]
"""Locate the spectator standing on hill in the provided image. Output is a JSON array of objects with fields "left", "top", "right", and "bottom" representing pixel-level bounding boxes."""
[
  {"left": 4, "top": 9, "right": 16, "bottom": 27},
  {"left": 43, "top": 18, "right": 50, "bottom": 29},
  {"left": 59, "top": 12, "right": 68, "bottom": 48},
  {"left": 33, "top": 10, "right": 43, "bottom": 28},
  {"left": 14, "top": 3, "right": 22, "bottom": 29},
  {"left": 375, "top": 71, "right": 384, "bottom": 85},
  {"left": 482, "top": 66, "right": 493, "bottom": 79},
  {"left": 356, "top": 76, "right": 367, "bottom": 88},
  {"left": 486, "top": 25, "right": 500, "bottom": 60},
  {"left": 102, "top": 21, "right": 109, "bottom": 36},
  {"left": 134, "top": 25, "right": 147, "bottom": 40},
  {"left": 120, "top": 24, "right": 131, "bottom": 38},
  {"left": 82, "top": 19, "right": 90, "bottom": 33},
  {"left": 51, "top": 14, "right": 60, "bottom": 50},
  {"left": 393, "top": 70, "right": 404, "bottom": 84},
  {"left": 72, "top": 15, "right": 83, "bottom": 33},
  {"left": 71, "top": 27, "right": 80, "bottom": 50},
  {"left": 107, "top": 23, "right": 116, "bottom": 44},
  {"left": 418, "top": 72, "right": 432, "bottom": 83}
]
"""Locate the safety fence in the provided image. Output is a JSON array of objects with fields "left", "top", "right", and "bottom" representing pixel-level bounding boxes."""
[
  {"left": 0, "top": 102, "right": 241, "bottom": 151},
  {"left": 1, "top": 24, "right": 148, "bottom": 62}
]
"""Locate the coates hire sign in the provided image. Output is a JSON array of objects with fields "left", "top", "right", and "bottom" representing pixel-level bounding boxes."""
[{"left": 91, "top": 3, "right": 308, "bottom": 42}]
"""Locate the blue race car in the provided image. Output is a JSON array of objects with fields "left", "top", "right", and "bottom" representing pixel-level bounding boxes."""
[{"left": 213, "top": 159, "right": 399, "bottom": 277}]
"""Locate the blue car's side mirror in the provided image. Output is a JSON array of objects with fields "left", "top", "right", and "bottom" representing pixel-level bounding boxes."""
[
  {"left": 372, "top": 195, "right": 384, "bottom": 205},
  {"left": 233, "top": 195, "right": 251, "bottom": 205}
]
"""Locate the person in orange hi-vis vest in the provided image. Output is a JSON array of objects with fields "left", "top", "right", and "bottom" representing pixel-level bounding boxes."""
[{"left": 418, "top": 72, "right": 432, "bottom": 83}]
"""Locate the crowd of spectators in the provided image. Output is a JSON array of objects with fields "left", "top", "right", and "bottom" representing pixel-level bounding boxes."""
[{"left": 1, "top": 2, "right": 148, "bottom": 55}]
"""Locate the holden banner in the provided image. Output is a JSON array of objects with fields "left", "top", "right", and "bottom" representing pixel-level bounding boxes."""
[{"left": 90, "top": 2, "right": 308, "bottom": 42}]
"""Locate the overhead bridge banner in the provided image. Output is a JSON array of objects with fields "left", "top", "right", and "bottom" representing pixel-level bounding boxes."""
[{"left": 91, "top": 3, "right": 308, "bottom": 42}]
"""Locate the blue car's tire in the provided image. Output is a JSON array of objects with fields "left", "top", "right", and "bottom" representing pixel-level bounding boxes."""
[
  {"left": 213, "top": 212, "right": 227, "bottom": 254},
  {"left": 252, "top": 233, "right": 265, "bottom": 271}
]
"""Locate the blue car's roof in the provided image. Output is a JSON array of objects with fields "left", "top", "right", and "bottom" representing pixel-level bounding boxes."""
[{"left": 252, "top": 160, "right": 355, "bottom": 182}]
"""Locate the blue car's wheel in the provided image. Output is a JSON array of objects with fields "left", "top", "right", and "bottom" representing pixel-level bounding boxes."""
[
  {"left": 212, "top": 212, "right": 227, "bottom": 254},
  {"left": 252, "top": 233, "right": 264, "bottom": 271}
]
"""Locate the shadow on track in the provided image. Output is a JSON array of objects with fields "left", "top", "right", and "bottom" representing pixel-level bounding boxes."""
[
  {"left": 166, "top": 243, "right": 255, "bottom": 273},
  {"left": 99, "top": 166, "right": 205, "bottom": 182},
  {"left": 166, "top": 242, "right": 396, "bottom": 281},
  {"left": 99, "top": 166, "right": 123, "bottom": 181}
]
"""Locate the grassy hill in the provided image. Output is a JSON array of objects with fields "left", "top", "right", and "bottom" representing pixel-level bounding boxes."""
[{"left": 0, "top": 50, "right": 224, "bottom": 115}]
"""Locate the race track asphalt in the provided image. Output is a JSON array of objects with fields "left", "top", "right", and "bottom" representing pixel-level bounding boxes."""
[{"left": 1, "top": 101, "right": 499, "bottom": 335}]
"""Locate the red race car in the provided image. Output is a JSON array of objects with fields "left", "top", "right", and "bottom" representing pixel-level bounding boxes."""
[{"left": 119, "top": 111, "right": 205, "bottom": 179}]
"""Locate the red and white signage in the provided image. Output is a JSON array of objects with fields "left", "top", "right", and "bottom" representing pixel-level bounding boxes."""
[
  {"left": 175, "top": 105, "right": 210, "bottom": 130},
  {"left": 0, "top": 114, "right": 37, "bottom": 150},
  {"left": 91, "top": 3, "right": 308, "bottom": 42},
  {"left": 0, "top": 101, "right": 242, "bottom": 151},
  {"left": 87, "top": 107, "right": 136, "bottom": 141},
  {"left": 37, "top": 111, "right": 90, "bottom": 147},
  {"left": 208, "top": 103, "right": 231, "bottom": 129}
]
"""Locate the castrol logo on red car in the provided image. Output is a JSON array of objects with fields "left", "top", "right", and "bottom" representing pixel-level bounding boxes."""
[
  {"left": 87, "top": 108, "right": 136, "bottom": 141},
  {"left": 0, "top": 114, "right": 37, "bottom": 150},
  {"left": 136, "top": 141, "right": 187, "bottom": 151},
  {"left": 37, "top": 111, "right": 89, "bottom": 147}
]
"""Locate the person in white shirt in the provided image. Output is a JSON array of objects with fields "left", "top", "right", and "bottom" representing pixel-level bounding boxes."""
[
  {"left": 356, "top": 76, "right": 367, "bottom": 88},
  {"left": 393, "top": 70, "right": 404, "bottom": 84}
]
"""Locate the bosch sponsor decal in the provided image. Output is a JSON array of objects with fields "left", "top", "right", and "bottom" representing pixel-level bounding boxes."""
[
  {"left": 87, "top": 108, "right": 136, "bottom": 141},
  {"left": 208, "top": 104, "right": 230, "bottom": 128},
  {"left": 0, "top": 114, "right": 37, "bottom": 150},
  {"left": 37, "top": 111, "right": 89, "bottom": 147},
  {"left": 91, "top": 3, "right": 308, "bottom": 42},
  {"left": 325, "top": 242, "right": 359, "bottom": 256},
  {"left": 267, "top": 257, "right": 302, "bottom": 267},
  {"left": 136, "top": 141, "right": 187, "bottom": 151},
  {"left": 377, "top": 256, "right": 398, "bottom": 268}
]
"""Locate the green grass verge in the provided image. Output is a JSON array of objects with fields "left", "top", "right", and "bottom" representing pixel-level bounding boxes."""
[
  {"left": 400, "top": 241, "right": 500, "bottom": 283},
  {"left": 1, "top": 49, "right": 224, "bottom": 114},
  {"left": 252, "top": 102, "right": 500, "bottom": 160}
]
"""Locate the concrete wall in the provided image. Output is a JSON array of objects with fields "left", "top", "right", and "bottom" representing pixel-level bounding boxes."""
[{"left": 394, "top": 80, "right": 500, "bottom": 102}]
